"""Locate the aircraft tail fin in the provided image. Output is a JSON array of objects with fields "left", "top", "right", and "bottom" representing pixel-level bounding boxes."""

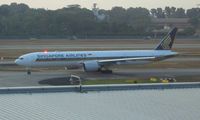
[{"left": 155, "top": 27, "right": 178, "bottom": 50}]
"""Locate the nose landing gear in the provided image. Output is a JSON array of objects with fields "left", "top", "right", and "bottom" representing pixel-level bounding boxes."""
[
  {"left": 26, "top": 68, "right": 31, "bottom": 75},
  {"left": 99, "top": 67, "right": 113, "bottom": 74},
  {"left": 27, "top": 70, "right": 31, "bottom": 75}
]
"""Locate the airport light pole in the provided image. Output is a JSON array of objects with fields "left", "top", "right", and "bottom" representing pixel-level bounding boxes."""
[{"left": 69, "top": 74, "right": 82, "bottom": 92}]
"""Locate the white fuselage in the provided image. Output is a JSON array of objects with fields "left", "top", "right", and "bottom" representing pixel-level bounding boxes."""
[
  {"left": 15, "top": 50, "right": 178, "bottom": 68},
  {"left": 15, "top": 28, "right": 178, "bottom": 73}
]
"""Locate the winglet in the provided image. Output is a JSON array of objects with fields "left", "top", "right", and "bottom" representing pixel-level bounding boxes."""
[{"left": 155, "top": 27, "right": 178, "bottom": 50}]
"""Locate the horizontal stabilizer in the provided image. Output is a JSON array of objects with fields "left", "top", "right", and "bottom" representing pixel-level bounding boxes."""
[{"left": 98, "top": 57, "right": 155, "bottom": 64}]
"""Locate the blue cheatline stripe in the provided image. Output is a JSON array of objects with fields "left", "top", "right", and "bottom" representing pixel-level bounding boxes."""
[
  {"left": 35, "top": 56, "right": 154, "bottom": 62},
  {"left": 34, "top": 54, "right": 177, "bottom": 62}
]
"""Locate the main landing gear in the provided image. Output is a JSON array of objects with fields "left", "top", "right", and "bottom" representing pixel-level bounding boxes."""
[
  {"left": 99, "top": 67, "right": 113, "bottom": 74},
  {"left": 100, "top": 69, "right": 113, "bottom": 74}
]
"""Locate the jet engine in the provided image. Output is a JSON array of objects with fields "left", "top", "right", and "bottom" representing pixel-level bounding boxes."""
[{"left": 83, "top": 61, "right": 100, "bottom": 72}]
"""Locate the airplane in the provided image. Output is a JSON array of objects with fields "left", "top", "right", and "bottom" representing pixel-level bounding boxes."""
[{"left": 15, "top": 27, "right": 178, "bottom": 75}]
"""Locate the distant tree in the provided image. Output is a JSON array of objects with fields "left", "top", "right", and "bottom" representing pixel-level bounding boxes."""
[
  {"left": 0, "top": 3, "right": 197, "bottom": 37},
  {"left": 126, "top": 7, "right": 151, "bottom": 34},
  {"left": 170, "top": 7, "right": 176, "bottom": 17},
  {"left": 187, "top": 8, "right": 200, "bottom": 18},
  {"left": 109, "top": 7, "right": 127, "bottom": 24},
  {"left": 165, "top": 7, "right": 171, "bottom": 18},
  {"left": 174, "top": 8, "right": 186, "bottom": 18},
  {"left": 156, "top": 8, "right": 165, "bottom": 18},
  {"left": 150, "top": 8, "right": 157, "bottom": 17}
]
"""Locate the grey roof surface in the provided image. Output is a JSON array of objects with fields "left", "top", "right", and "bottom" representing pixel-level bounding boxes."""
[
  {"left": 0, "top": 88, "right": 199, "bottom": 120},
  {"left": 152, "top": 18, "right": 189, "bottom": 23}
]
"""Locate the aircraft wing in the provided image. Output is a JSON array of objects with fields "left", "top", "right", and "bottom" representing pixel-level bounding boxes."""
[{"left": 98, "top": 57, "right": 156, "bottom": 64}]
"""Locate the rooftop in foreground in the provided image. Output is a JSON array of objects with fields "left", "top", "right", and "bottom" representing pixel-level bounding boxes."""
[{"left": 0, "top": 88, "right": 199, "bottom": 120}]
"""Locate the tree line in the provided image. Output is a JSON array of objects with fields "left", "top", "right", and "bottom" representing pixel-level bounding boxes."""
[
  {"left": 151, "top": 7, "right": 198, "bottom": 18},
  {"left": 0, "top": 3, "right": 199, "bottom": 38}
]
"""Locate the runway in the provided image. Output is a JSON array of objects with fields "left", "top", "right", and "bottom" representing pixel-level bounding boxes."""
[
  {"left": 0, "top": 38, "right": 200, "bottom": 87},
  {"left": 1, "top": 44, "right": 200, "bottom": 50}
]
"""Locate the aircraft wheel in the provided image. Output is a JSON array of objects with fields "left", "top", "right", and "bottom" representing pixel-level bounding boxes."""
[
  {"left": 27, "top": 70, "right": 31, "bottom": 75},
  {"left": 100, "top": 70, "right": 113, "bottom": 74}
]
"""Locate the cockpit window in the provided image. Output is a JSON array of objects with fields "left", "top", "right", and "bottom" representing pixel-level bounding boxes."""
[{"left": 19, "top": 57, "right": 24, "bottom": 60}]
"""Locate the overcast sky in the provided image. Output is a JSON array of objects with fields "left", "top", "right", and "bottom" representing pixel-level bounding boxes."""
[{"left": 0, "top": 0, "right": 199, "bottom": 10}]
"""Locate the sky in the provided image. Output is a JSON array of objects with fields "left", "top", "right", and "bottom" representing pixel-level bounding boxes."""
[{"left": 0, "top": 0, "right": 199, "bottom": 10}]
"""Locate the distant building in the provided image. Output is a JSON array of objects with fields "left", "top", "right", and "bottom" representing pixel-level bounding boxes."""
[
  {"left": 67, "top": 4, "right": 80, "bottom": 8},
  {"left": 152, "top": 18, "right": 191, "bottom": 30},
  {"left": 92, "top": 3, "right": 106, "bottom": 21},
  {"left": 151, "top": 18, "right": 192, "bottom": 37}
]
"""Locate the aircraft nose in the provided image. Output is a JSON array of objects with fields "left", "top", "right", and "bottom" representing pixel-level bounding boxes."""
[{"left": 15, "top": 59, "right": 19, "bottom": 64}]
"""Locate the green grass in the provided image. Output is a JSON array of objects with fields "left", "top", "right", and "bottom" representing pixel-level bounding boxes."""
[{"left": 82, "top": 79, "right": 160, "bottom": 85}]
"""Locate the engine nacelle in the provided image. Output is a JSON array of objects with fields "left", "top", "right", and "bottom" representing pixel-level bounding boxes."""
[{"left": 83, "top": 61, "right": 100, "bottom": 72}]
